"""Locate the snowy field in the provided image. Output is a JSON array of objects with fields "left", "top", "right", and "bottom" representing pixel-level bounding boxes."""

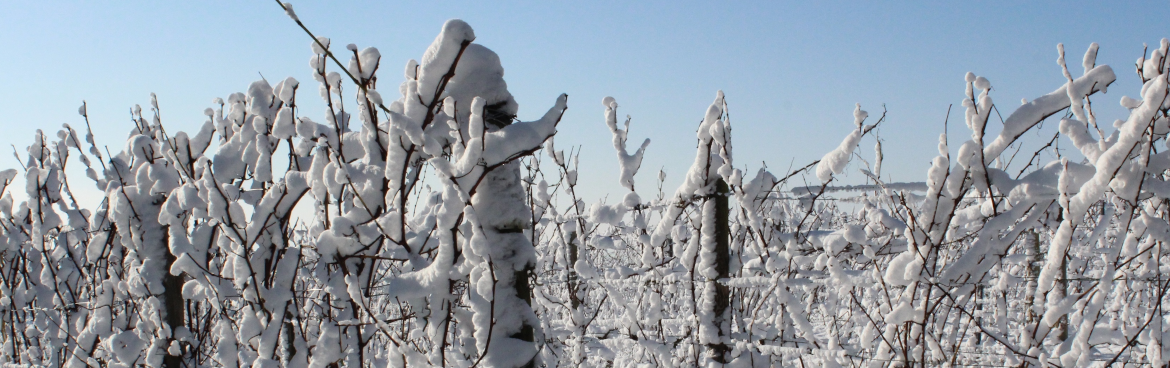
[{"left": 0, "top": 2, "right": 1169, "bottom": 368}]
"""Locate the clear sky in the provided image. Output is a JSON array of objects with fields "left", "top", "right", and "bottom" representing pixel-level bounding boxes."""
[{"left": 1, "top": 1, "right": 1166, "bottom": 204}]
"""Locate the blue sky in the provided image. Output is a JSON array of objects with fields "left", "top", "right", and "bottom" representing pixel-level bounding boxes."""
[{"left": 0, "top": 1, "right": 1165, "bottom": 203}]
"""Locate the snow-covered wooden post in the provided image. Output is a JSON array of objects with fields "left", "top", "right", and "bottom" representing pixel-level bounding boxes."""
[
  {"left": 97, "top": 144, "right": 188, "bottom": 367},
  {"left": 161, "top": 232, "right": 185, "bottom": 368},
  {"left": 709, "top": 177, "right": 732, "bottom": 364},
  {"left": 389, "top": 19, "right": 566, "bottom": 367},
  {"left": 469, "top": 96, "right": 542, "bottom": 367},
  {"left": 643, "top": 92, "right": 736, "bottom": 365}
]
